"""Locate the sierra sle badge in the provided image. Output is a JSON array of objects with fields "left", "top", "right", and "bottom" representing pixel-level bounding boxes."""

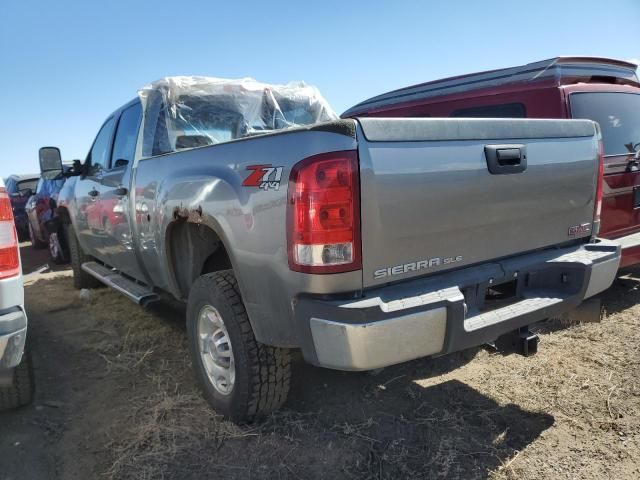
[{"left": 374, "top": 255, "right": 463, "bottom": 280}]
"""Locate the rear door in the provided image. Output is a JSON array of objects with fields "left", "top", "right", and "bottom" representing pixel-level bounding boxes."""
[
  {"left": 356, "top": 118, "right": 599, "bottom": 288},
  {"left": 75, "top": 116, "right": 116, "bottom": 261},
  {"left": 569, "top": 91, "right": 640, "bottom": 238}
]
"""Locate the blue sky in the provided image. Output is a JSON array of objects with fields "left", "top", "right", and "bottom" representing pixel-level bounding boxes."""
[{"left": 1, "top": 0, "right": 638, "bottom": 177}]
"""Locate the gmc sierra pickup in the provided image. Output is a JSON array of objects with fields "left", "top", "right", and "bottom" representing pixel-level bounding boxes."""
[{"left": 49, "top": 76, "right": 620, "bottom": 422}]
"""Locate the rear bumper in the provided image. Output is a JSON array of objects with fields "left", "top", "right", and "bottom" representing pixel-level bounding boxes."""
[
  {"left": 295, "top": 239, "right": 620, "bottom": 371},
  {"left": 0, "top": 307, "right": 27, "bottom": 370}
]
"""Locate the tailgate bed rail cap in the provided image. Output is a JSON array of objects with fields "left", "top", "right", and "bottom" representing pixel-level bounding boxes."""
[{"left": 356, "top": 118, "right": 597, "bottom": 142}]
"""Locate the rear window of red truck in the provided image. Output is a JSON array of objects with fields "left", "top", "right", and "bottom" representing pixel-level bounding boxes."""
[{"left": 570, "top": 92, "right": 640, "bottom": 156}]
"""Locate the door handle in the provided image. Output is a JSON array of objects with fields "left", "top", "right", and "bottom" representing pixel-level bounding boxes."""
[
  {"left": 114, "top": 186, "right": 128, "bottom": 197},
  {"left": 485, "top": 145, "right": 527, "bottom": 175},
  {"left": 88, "top": 189, "right": 100, "bottom": 198}
]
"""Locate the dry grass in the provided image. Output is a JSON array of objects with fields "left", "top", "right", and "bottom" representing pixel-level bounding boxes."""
[{"left": 23, "top": 271, "right": 640, "bottom": 479}]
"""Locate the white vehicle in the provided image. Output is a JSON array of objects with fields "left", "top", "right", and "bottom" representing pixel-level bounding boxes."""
[{"left": 0, "top": 177, "right": 33, "bottom": 409}]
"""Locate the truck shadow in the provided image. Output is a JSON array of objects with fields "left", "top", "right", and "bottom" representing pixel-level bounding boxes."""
[{"left": 281, "top": 356, "right": 553, "bottom": 479}]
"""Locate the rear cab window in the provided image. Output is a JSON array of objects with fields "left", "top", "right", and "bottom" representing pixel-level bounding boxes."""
[
  {"left": 569, "top": 92, "right": 640, "bottom": 156},
  {"left": 111, "top": 102, "right": 142, "bottom": 167}
]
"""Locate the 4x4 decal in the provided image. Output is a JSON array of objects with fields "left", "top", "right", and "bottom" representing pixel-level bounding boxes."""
[{"left": 242, "top": 164, "right": 284, "bottom": 191}]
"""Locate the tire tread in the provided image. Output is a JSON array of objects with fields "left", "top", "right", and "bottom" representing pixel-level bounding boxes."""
[{"left": 193, "top": 271, "right": 291, "bottom": 421}]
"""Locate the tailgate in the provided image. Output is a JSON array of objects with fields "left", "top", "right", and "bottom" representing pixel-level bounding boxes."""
[{"left": 357, "top": 118, "right": 599, "bottom": 288}]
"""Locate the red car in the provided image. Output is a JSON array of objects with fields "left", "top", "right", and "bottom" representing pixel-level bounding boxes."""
[{"left": 343, "top": 57, "right": 640, "bottom": 268}]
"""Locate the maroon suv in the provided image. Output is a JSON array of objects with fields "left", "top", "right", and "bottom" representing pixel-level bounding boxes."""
[{"left": 343, "top": 57, "right": 640, "bottom": 268}]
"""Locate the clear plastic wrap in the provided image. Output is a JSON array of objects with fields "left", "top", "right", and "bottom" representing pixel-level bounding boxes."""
[{"left": 138, "top": 76, "right": 338, "bottom": 156}]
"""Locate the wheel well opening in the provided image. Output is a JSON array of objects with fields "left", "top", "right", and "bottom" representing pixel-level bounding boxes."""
[{"left": 168, "top": 221, "right": 231, "bottom": 298}]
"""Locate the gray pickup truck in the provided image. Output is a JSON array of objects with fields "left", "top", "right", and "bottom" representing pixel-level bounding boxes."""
[{"left": 47, "top": 76, "right": 619, "bottom": 422}]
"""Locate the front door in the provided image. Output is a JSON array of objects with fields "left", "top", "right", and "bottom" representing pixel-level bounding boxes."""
[{"left": 74, "top": 116, "right": 117, "bottom": 263}]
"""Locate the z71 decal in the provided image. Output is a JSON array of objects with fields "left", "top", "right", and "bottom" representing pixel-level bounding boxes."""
[{"left": 243, "top": 164, "right": 284, "bottom": 191}]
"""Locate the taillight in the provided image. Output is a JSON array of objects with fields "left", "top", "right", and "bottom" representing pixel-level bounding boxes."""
[
  {"left": 287, "top": 150, "right": 361, "bottom": 273},
  {"left": 0, "top": 188, "right": 20, "bottom": 279},
  {"left": 593, "top": 138, "right": 604, "bottom": 236}
]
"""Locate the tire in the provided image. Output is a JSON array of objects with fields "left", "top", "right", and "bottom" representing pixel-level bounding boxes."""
[
  {"left": 66, "top": 224, "right": 101, "bottom": 290},
  {"left": 0, "top": 338, "right": 35, "bottom": 410},
  {"left": 187, "top": 270, "right": 291, "bottom": 423},
  {"left": 29, "top": 223, "right": 47, "bottom": 249}
]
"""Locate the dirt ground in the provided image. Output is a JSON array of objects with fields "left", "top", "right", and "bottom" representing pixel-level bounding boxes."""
[{"left": 1, "top": 243, "right": 639, "bottom": 480}]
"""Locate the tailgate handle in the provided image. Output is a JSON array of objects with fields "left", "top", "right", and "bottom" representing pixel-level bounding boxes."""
[{"left": 485, "top": 145, "right": 527, "bottom": 174}]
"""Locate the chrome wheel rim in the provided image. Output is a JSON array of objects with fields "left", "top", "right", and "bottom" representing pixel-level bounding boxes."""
[
  {"left": 49, "top": 232, "right": 60, "bottom": 259},
  {"left": 197, "top": 305, "right": 235, "bottom": 395}
]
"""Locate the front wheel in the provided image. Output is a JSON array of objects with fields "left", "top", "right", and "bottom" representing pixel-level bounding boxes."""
[
  {"left": 187, "top": 271, "right": 291, "bottom": 423},
  {"left": 66, "top": 224, "right": 101, "bottom": 290}
]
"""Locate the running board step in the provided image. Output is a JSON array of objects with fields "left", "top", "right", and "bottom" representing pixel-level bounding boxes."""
[{"left": 81, "top": 261, "right": 159, "bottom": 306}]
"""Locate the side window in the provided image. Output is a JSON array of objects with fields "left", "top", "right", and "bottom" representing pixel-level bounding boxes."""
[
  {"left": 111, "top": 102, "right": 142, "bottom": 167},
  {"left": 88, "top": 117, "right": 116, "bottom": 174},
  {"left": 451, "top": 103, "right": 527, "bottom": 118}
]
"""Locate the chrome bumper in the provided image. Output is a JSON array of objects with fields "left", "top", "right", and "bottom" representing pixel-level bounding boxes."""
[
  {"left": 0, "top": 308, "right": 27, "bottom": 370},
  {"left": 300, "top": 239, "right": 620, "bottom": 371},
  {"left": 310, "top": 308, "right": 449, "bottom": 370}
]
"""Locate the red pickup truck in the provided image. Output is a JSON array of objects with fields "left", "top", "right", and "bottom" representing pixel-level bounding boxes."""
[{"left": 343, "top": 57, "right": 640, "bottom": 268}]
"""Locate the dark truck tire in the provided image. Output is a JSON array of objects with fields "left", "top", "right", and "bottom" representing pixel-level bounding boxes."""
[
  {"left": 0, "top": 338, "right": 35, "bottom": 410},
  {"left": 66, "top": 224, "right": 101, "bottom": 289},
  {"left": 187, "top": 270, "right": 291, "bottom": 423}
]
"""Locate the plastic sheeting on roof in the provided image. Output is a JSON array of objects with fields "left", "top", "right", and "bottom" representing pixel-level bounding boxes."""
[{"left": 138, "top": 76, "right": 338, "bottom": 157}]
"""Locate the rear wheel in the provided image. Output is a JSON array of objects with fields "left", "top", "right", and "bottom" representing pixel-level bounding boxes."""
[
  {"left": 0, "top": 338, "right": 35, "bottom": 411},
  {"left": 66, "top": 224, "right": 100, "bottom": 289},
  {"left": 187, "top": 270, "right": 291, "bottom": 423}
]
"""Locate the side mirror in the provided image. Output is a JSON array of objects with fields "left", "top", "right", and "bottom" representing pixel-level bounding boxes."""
[{"left": 39, "top": 147, "right": 63, "bottom": 179}]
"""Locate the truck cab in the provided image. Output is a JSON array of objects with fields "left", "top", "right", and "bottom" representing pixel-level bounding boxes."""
[{"left": 343, "top": 57, "right": 640, "bottom": 268}]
